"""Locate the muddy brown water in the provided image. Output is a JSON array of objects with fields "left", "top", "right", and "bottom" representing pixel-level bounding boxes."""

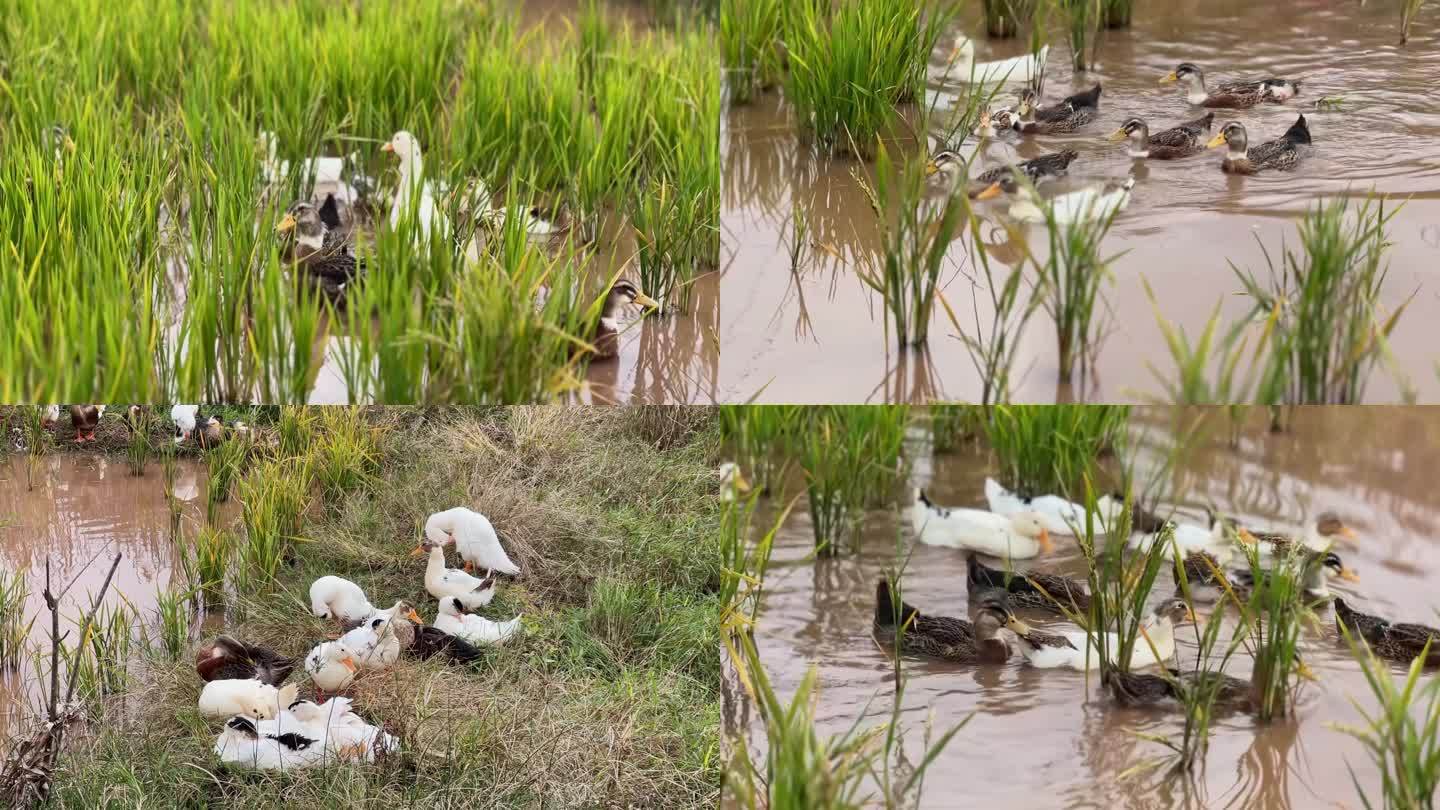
[
  {"left": 729, "top": 407, "right": 1440, "bottom": 808},
  {"left": 0, "top": 455, "right": 232, "bottom": 738},
  {"left": 720, "top": 2, "right": 1440, "bottom": 403}
]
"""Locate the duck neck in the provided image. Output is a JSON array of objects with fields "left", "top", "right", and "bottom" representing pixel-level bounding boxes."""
[
  {"left": 1183, "top": 74, "right": 1209, "bottom": 105},
  {"left": 391, "top": 149, "right": 425, "bottom": 223},
  {"left": 427, "top": 545, "right": 446, "bottom": 577},
  {"left": 1127, "top": 128, "right": 1150, "bottom": 158}
]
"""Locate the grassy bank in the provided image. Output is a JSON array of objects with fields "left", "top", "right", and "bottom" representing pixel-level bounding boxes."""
[{"left": 4, "top": 407, "right": 720, "bottom": 807}]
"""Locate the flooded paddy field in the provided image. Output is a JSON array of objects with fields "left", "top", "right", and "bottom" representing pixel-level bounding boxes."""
[
  {"left": 720, "top": 1, "right": 1440, "bottom": 403},
  {"left": 0, "top": 0, "right": 718, "bottom": 405},
  {"left": 722, "top": 405, "right": 1440, "bottom": 808}
]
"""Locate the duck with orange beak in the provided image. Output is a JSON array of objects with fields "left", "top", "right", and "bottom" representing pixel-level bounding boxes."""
[
  {"left": 414, "top": 537, "right": 499, "bottom": 610},
  {"left": 304, "top": 640, "right": 360, "bottom": 693},
  {"left": 910, "top": 488, "right": 1054, "bottom": 560}
]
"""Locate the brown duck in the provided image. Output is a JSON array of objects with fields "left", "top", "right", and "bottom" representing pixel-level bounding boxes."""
[{"left": 196, "top": 636, "right": 296, "bottom": 686}]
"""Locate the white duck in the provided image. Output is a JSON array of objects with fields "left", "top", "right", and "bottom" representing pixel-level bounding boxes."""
[
  {"left": 413, "top": 540, "right": 498, "bottom": 610},
  {"left": 948, "top": 35, "right": 1049, "bottom": 84},
  {"left": 198, "top": 678, "right": 299, "bottom": 720},
  {"left": 1129, "top": 516, "right": 1237, "bottom": 562},
  {"left": 984, "top": 478, "right": 1126, "bottom": 536},
  {"left": 287, "top": 698, "right": 399, "bottom": 762},
  {"left": 258, "top": 130, "right": 362, "bottom": 203},
  {"left": 308, "top": 576, "right": 377, "bottom": 626},
  {"left": 910, "top": 489, "right": 1053, "bottom": 559},
  {"left": 170, "top": 404, "right": 199, "bottom": 444},
  {"left": 213, "top": 713, "right": 328, "bottom": 771},
  {"left": 424, "top": 507, "right": 521, "bottom": 576},
  {"left": 337, "top": 615, "right": 402, "bottom": 671},
  {"left": 303, "top": 641, "right": 358, "bottom": 693},
  {"left": 1008, "top": 177, "right": 1135, "bottom": 224},
  {"left": 382, "top": 130, "right": 448, "bottom": 246},
  {"left": 433, "top": 596, "right": 523, "bottom": 646},
  {"left": 1009, "top": 598, "right": 1195, "bottom": 671}
]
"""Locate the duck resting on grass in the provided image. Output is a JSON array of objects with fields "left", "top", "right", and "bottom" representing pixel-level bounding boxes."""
[
  {"left": 415, "top": 538, "right": 500, "bottom": 610},
  {"left": 1110, "top": 113, "right": 1215, "bottom": 160},
  {"left": 434, "top": 596, "right": 524, "bottom": 646},
  {"left": 1008, "top": 597, "right": 1196, "bottom": 671},
  {"left": 592, "top": 279, "right": 661, "bottom": 360},
  {"left": 171, "top": 404, "right": 199, "bottom": 444},
  {"left": 198, "top": 678, "right": 300, "bottom": 720},
  {"left": 68, "top": 405, "right": 105, "bottom": 443},
  {"left": 303, "top": 640, "right": 358, "bottom": 693},
  {"left": 196, "top": 636, "right": 296, "bottom": 686},
  {"left": 1208, "top": 116, "right": 1312, "bottom": 174},
  {"left": 1334, "top": 598, "right": 1440, "bottom": 666},
  {"left": 286, "top": 698, "right": 399, "bottom": 763},
  {"left": 1160, "top": 63, "right": 1301, "bottom": 108},
  {"left": 911, "top": 489, "right": 1053, "bottom": 560},
  {"left": 424, "top": 507, "right": 521, "bottom": 576},
  {"left": 874, "top": 579, "right": 1013, "bottom": 663},
  {"left": 309, "top": 575, "right": 378, "bottom": 628}
]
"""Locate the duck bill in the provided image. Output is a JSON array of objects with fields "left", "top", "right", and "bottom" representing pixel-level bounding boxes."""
[
  {"left": 1006, "top": 616, "right": 1033, "bottom": 635},
  {"left": 381, "top": 141, "right": 395, "bottom": 153},
  {"left": 64, "top": 136, "right": 77, "bottom": 152},
  {"left": 275, "top": 214, "right": 296, "bottom": 234},
  {"left": 1038, "top": 528, "right": 1053, "bottom": 554},
  {"left": 409, "top": 545, "right": 426, "bottom": 558},
  {"left": 924, "top": 161, "right": 940, "bottom": 177},
  {"left": 1236, "top": 528, "right": 1257, "bottom": 544},
  {"left": 632, "top": 292, "right": 661, "bottom": 310},
  {"left": 1206, "top": 133, "right": 1227, "bottom": 149},
  {"left": 974, "top": 181, "right": 1003, "bottom": 200},
  {"left": 406, "top": 608, "right": 424, "bottom": 623},
  {"left": 1107, "top": 129, "right": 1129, "bottom": 142},
  {"left": 340, "top": 657, "right": 357, "bottom": 672},
  {"left": 1339, "top": 526, "right": 1357, "bottom": 540},
  {"left": 1159, "top": 71, "right": 1178, "bottom": 85},
  {"left": 1339, "top": 567, "right": 1360, "bottom": 582},
  {"left": 734, "top": 472, "right": 752, "bottom": 494}
]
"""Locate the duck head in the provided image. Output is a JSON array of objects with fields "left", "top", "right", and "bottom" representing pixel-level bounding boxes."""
[
  {"left": 1207, "top": 121, "right": 1248, "bottom": 159},
  {"left": 276, "top": 201, "right": 327, "bottom": 253},
  {"left": 604, "top": 279, "right": 660, "bottom": 319},
  {"left": 1007, "top": 511, "right": 1054, "bottom": 554}
]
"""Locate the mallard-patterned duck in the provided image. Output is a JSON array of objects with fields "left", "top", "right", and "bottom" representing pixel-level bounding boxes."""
[
  {"left": 961, "top": 149, "right": 1080, "bottom": 199},
  {"left": 1110, "top": 113, "right": 1215, "bottom": 160},
  {"left": 1012, "top": 85, "right": 1102, "bottom": 135},
  {"left": 1208, "top": 116, "right": 1312, "bottom": 174},
  {"left": 1334, "top": 598, "right": 1440, "bottom": 666},
  {"left": 68, "top": 405, "right": 105, "bottom": 444},
  {"left": 1161, "top": 63, "right": 1301, "bottom": 108},
  {"left": 276, "top": 200, "right": 365, "bottom": 302},
  {"left": 196, "top": 636, "right": 296, "bottom": 686},
  {"left": 378, "top": 601, "right": 488, "bottom": 664},
  {"left": 1238, "top": 511, "right": 1355, "bottom": 557},
  {"left": 873, "top": 579, "right": 1012, "bottom": 663},
  {"left": 967, "top": 554, "right": 1091, "bottom": 614},
  {"left": 1130, "top": 501, "right": 1169, "bottom": 535},
  {"left": 1176, "top": 551, "right": 1230, "bottom": 602},
  {"left": 1226, "top": 550, "right": 1359, "bottom": 600},
  {"left": 1108, "top": 668, "right": 1253, "bottom": 711},
  {"left": 592, "top": 279, "right": 660, "bottom": 360}
]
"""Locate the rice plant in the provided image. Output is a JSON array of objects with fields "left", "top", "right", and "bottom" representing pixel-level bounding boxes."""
[
  {"left": 310, "top": 407, "right": 382, "bottom": 503},
  {"left": 857, "top": 146, "right": 966, "bottom": 347},
  {"left": 1103, "top": 0, "right": 1135, "bottom": 28},
  {"left": 277, "top": 406, "right": 318, "bottom": 458},
  {"left": 1143, "top": 279, "right": 1276, "bottom": 406},
  {"left": 205, "top": 438, "right": 248, "bottom": 512},
  {"left": 982, "top": 0, "right": 1036, "bottom": 38},
  {"left": 1401, "top": 0, "right": 1429, "bottom": 44},
  {"left": 70, "top": 601, "right": 134, "bottom": 699},
  {"left": 1232, "top": 543, "right": 1313, "bottom": 723},
  {"left": 21, "top": 406, "right": 51, "bottom": 457},
  {"left": 719, "top": 490, "right": 794, "bottom": 640},
  {"left": 152, "top": 589, "right": 192, "bottom": 660},
  {"left": 1028, "top": 182, "right": 1123, "bottom": 384},
  {"left": 1336, "top": 634, "right": 1440, "bottom": 808},
  {"left": 1052, "top": 0, "right": 1102, "bottom": 71},
  {"left": 797, "top": 406, "right": 909, "bottom": 555},
  {"left": 718, "top": 405, "right": 806, "bottom": 495},
  {"left": 721, "top": 0, "right": 785, "bottom": 103},
  {"left": 0, "top": 571, "right": 34, "bottom": 669},
  {"left": 238, "top": 457, "right": 313, "bottom": 589},
  {"left": 1234, "top": 196, "right": 1411, "bottom": 405},
  {"left": 784, "top": 0, "right": 949, "bottom": 156},
  {"left": 125, "top": 408, "right": 153, "bottom": 476},
  {"left": 928, "top": 404, "right": 985, "bottom": 453},
  {"left": 981, "top": 404, "right": 1127, "bottom": 496}
]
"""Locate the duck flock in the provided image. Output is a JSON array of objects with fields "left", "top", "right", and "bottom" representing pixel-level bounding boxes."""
[
  {"left": 199, "top": 506, "right": 524, "bottom": 770},
  {"left": 880, "top": 478, "right": 1439, "bottom": 708},
  {"left": 930, "top": 33, "right": 1314, "bottom": 224},
  {"left": 33, "top": 405, "right": 247, "bottom": 449}
]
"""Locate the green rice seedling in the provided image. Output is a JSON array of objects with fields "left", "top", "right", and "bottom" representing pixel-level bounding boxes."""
[
  {"left": 982, "top": 0, "right": 1036, "bottom": 38},
  {"left": 928, "top": 404, "right": 985, "bottom": 453},
  {"left": 796, "top": 406, "right": 909, "bottom": 555},
  {"left": 310, "top": 407, "right": 382, "bottom": 503},
  {"left": 152, "top": 589, "right": 192, "bottom": 660},
  {"left": 718, "top": 405, "right": 806, "bottom": 495},
  {"left": 77, "top": 600, "right": 134, "bottom": 698},
  {"left": 1026, "top": 181, "right": 1124, "bottom": 384},
  {"left": 238, "top": 457, "right": 313, "bottom": 589},
  {"left": 857, "top": 145, "right": 966, "bottom": 347},
  {"left": 21, "top": 406, "right": 51, "bottom": 457},
  {"left": 205, "top": 436, "right": 248, "bottom": 509},
  {"left": 719, "top": 491, "right": 795, "bottom": 638},
  {"left": 1401, "top": 0, "right": 1429, "bottom": 44},
  {"left": 1052, "top": 0, "right": 1102, "bottom": 71},
  {"left": 249, "top": 253, "right": 325, "bottom": 404},
  {"left": 982, "top": 405, "right": 1127, "bottom": 496},
  {"left": 1233, "top": 544, "right": 1311, "bottom": 723},
  {"left": 125, "top": 408, "right": 152, "bottom": 476},
  {"left": 277, "top": 406, "right": 318, "bottom": 458},
  {"left": 0, "top": 571, "right": 35, "bottom": 669},
  {"left": 1143, "top": 278, "right": 1277, "bottom": 407},
  {"left": 1234, "top": 196, "right": 1411, "bottom": 405},
  {"left": 944, "top": 201, "right": 1045, "bottom": 405},
  {"left": 784, "top": 0, "right": 949, "bottom": 156},
  {"left": 721, "top": 0, "right": 786, "bottom": 103},
  {"left": 1103, "top": 0, "right": 1135, "bottom": 28},
  {"left": 1335, "top": 633, "right": 1440, "bottom": 808}
]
